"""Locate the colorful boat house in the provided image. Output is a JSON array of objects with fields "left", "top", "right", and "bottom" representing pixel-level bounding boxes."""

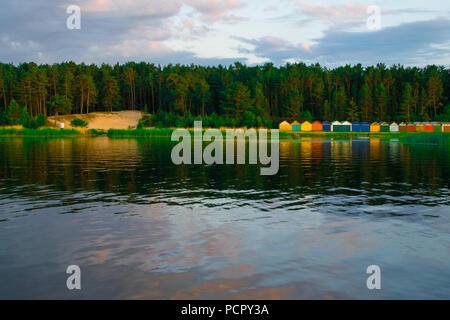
[
  {"left": 351, "top": 122, "right": 361, "bottom": 132},
  {"left": 390, "top": 122, "right": 399, "bottom": 132},
  {"left": 360, "top": 121, "right": 370, "bottom": 132},
  {"left": 332, "top": 121, "right": 351, "bottom": 132},
  {"left": 399, "top": 122, "right": 407, "bottom": 132},
  {"left": 443, "top": 123, "right": 450, "bottom": 132},
  {"left": 331, "top": 121, "right": 341, "bottom": 132},
  {"left": 279, "top": 121, "right": 292, "bottom": 132},
  {"left": 341, "top": 121, "right": 352, "bottom": 132},
  {"left": 291, "top": 121, "right": 301, "bottom": 132},
  {"left": 312, "top": 121, "right": 323, "bottom": 131},
  {"left": 380, "top": 122, "right": 390, "bottom": 132},
  {"left": 433, "top": 122, "right": 442, "bottom": 132},
  {"left": 322, "top": 121, "right": 331, "bottom": 132},
  {"left": 370, "top": 122, "right": 380, "bottom": 132},
  {"left": 301, "top": 121, "right": 312, "bottom": 131},
  {"left": 424, "top": 122, "right": 433, "bottom": 132},
  {"left": 416, "top": 122, "right": 425, "bottom": 132},
  {"left": 407, "top": 122, "right": 416, "bottom": 132}
]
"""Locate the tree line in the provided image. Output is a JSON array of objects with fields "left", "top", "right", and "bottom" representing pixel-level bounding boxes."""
[{"left": 0, "top": 61, "right": 448, "bottom": 128}]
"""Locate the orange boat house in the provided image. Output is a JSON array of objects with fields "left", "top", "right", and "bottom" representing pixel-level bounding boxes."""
[{"left": 312, "top": 121, "right": 322, "bottom": 131}]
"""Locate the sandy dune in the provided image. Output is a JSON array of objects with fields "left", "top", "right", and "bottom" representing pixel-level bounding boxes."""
[{"left": 48, "top": 111, "right": 143, "bottom": 130}]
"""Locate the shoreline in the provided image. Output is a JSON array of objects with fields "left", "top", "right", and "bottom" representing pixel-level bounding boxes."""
[{"left": 0, "top": 126, "right": 449, "bottom": 140}]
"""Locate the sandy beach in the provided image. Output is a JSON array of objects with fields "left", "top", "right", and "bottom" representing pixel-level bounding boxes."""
[{"left": 48, "top": 111, "right": 142, "bottom": 130}]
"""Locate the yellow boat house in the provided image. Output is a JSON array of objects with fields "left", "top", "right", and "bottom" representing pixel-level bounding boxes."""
[
  {"left": 370, "top": 122, "right": 381, "bottom": 132},
  {"left": 279, "top": 121, "right": 292, "bottom": 132},
  {"left": 415, "top": 122, "right": 425, "bottom": 132},
  {"left": 301, "top": 121, "right": 312, "bottom": 131}
]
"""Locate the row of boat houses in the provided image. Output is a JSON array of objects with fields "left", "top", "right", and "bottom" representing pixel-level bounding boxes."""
[{"left": 279, "top": 121, "right": 450, "bottom": 132}]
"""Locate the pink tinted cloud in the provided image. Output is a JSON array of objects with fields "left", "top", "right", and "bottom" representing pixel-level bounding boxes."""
[
  {"left": 184, "top": 17, "right": 196, "bottom": 29},
  {"left": 128, "top": 25, "right": 173, "bottom": 41},
  {"left": 260, "top": 36, "right": 288, "bottom": 50},
  {"left": 184, "top": 0, "right": 246, "bottom": 23},
  {"left": 81, "top": 0, "right": 182, "bottom": 17},
  {"left": 108, "top": 39, "right": 173, "bottom": 58},
  {"left": 300, "top": 1, "right": 368, "bottom": 24},
  {"left": 179, "top": 18, "right": 210, "bottom": 40}
]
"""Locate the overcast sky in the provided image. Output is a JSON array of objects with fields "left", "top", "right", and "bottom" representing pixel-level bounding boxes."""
[{"left": 1, "top": 0, "right": 449, "bottom": 66}]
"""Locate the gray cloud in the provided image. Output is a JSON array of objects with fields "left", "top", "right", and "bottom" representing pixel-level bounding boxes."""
[
  {"left": 0, "top": 0, "right": 248, "bottom": 65},
  {"left": 0, "top": 1, "right": 180, "bottom": 64},
  {"left": 0, "top": 1, "right": 449, "bottom": 67},
  {"left": 278, "top": 3, "right": 442, "bottom": 32},
  {"left": 235, "top": 19, "right": 450, "bottom": 66}
]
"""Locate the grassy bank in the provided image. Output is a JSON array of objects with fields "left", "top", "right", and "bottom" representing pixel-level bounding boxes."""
[
  {"left": 106, "top": 128, "right": 175, "bottom": 138},
  {"left": 107, "top": 128, "right": 450, "bottom": 140},
  {"left": 107, "top": 128, "right": 291, "bottom": 139},
  {"left": 1, "top": 127, "right": 448, "bottom": 143},
  {"left": 0, "top": 127, "right": 81, "bottom": 137},
  {"left": 107, "top": 128, "right": 294, "bottom": 138}
]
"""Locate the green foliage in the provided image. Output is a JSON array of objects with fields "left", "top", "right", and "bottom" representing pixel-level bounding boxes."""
[
  {"left": 0, "top": 110, "right": 7, "bottom": 125},
  {"left": 101, "top": 73, "right": 121, "bottom": 111},
  {"left": 137, "top": 114, "right": 152, "bottom": 129},
  {"left": 312, "top": 78, "right": 324, "bottom": 113},
  {"left": 199, "top": 113, "right": 221, "bottom": 128},
  {"left": 107, "top": 128, "right": 174, "bottom": 138},
  {"left": 1, "top": 100, "right": 47, "bottom": 128},
  {"left": 375, "top": 84, "right": 388, "bottom": 120},
  {"left": 221, "top": 82, "right": 252, "bottom": 119},
  {"left": 347, "top": 99, "right": 360, "bottom": 122},
  {"left": 419, "top": 88, "right": 430, "bottom": 121},
  {"left": 242, "top": 111, "right": 257, "bottom": 128},
  {"left": 35, "top": 113, "right": 47, "bottom": 128},
  {"left": 88, "top": 128, "right": 106, "bottom": 136},
  {"left": 48, "top": 94, "right": 72, "bottom": 115},
  {"left": 166, "top": 73, "right": 188, "bottom": 115},
  {"left": 323, "top": 100, "right": 331, "bottom": 121},
  {"left": 253, "top": 82, "right": 270, "bottom": 120},
  {"left": 150, "top": 110, "right": 178, "bottom": 127},
  {"left": 140, "top": 110, "right": 258, "bottom": 129},
  {"left": 20, "top": 110, "right": 47, "bottom": 129},
  {"left": 0, "top": 61, "right": 448, "bottom": 125},
  {"left": 70, "top": 118, "right": 88, "bottom": 127},
  {"left": 333, "top": 86, "right": 347, "bottom": 120},
  {"left": 76, "top": 73, "right": 98, "bottom": 113},
  {"left": 285, "top": 89, "right": 304, "bottom": 119},
  {"left": 6, "top": 99, "right": 22, "bottom": 125},
  {"left": 299, "top": 110, "right": 312, "bottom": 122},
  {"left": 359, "top": 83, "right": 372, "bottom": 121},
  {"left": 427, "top": 69, "right": 444, "bottom": 118},
  {"left": 436, "top": 105, "right": 450, "bottom": 121},
  {"left": 399, "top": 83, "right": 414, "bottom": 122},
  {"left": 21, "top": 108, "right": 35, "bottom": 128},
  {"left": 0, "top": 128, "right": 80, "bottom": 136}
]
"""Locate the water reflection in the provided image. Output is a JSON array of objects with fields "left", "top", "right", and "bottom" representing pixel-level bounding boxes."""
[{"left": 0, "top": 136, "right": 449, "bottom": 299}]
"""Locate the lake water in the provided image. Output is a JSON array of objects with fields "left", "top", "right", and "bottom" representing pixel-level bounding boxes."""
[{"left": 0, "top": 136, "right": 449, "bottom": 299}]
